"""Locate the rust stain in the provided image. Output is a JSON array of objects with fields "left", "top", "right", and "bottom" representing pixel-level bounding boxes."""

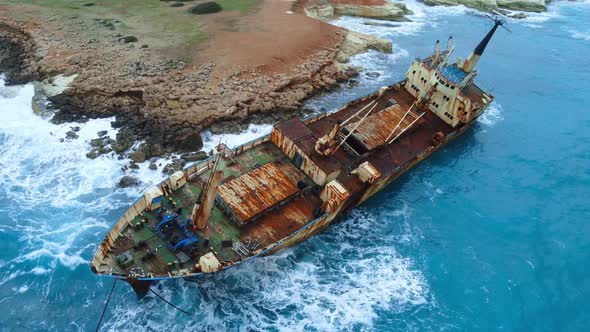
[
  {"left": 344, "top": 104, "right": 424, "bottom": 151},
  {"left": 217, "top": 161, "right": 299, "bottom": 225}
]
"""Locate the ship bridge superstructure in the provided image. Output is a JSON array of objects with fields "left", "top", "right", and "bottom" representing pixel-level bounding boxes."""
[{"left": 404, "top": 20, "right": 501, "bottom": 128}]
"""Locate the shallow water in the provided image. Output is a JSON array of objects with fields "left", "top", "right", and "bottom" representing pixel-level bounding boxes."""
[{"left": 1, "top": 1, "right": 589, "bottom": 331}]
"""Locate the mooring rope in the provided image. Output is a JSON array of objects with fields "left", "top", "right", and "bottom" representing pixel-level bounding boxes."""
[
  {"left": 95, "top": 278, "right": 118, "bottom": 332},
  {"left": 95, "top": 279, "right": 190, "bottom": 331},
  {"left": 148, "top": 287, "right": 192, "bottom": 315}
]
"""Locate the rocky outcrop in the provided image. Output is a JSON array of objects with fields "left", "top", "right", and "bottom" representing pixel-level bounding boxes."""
[
  {"left": 496, "top": 0, "right": 547, "bottom": 12},
  {"left": 119, "top": 175, "right": 140, "bottom": 188},
  {"left": 337, "top": 31, "right": 393, "bottom": 63},
  {"left": 423, "top": 0, "right": 548, "bottom": 13},
  {"left": 303, "top": 1, "right": 412, "bottom": 21},
  {"left": 0, "top": 3, "right": 395, "bottom": 160},
  {"left": 0, "top": 23, "right": 43, "bottom": 84}
]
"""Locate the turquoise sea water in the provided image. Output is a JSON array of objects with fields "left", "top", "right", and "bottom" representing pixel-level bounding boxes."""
[{"left": 1, "top": 1, "right": 589, "bottom": 330}]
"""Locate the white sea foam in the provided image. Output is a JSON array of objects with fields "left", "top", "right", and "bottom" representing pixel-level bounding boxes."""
[
  {"left": 477, "top": 102, "right": 504, "bottom": 126},
  {"left": 0, "top": 77, "right": 171, "bottom": 274},
  {"left": 200, "top": 123, "right": 274, "bottom": 152},
  {"left": 331, "top": 0, "right": 473, "bottom": 38},
  {"left": 569, "top": 29, "right": 590, "bottom": 41}
]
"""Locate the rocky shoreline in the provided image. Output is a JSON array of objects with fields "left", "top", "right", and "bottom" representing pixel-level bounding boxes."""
[
  {"left": 0, "top": 0, "right": 562, "bottom": 182},
  {"left": 0, "top": 0, "right": 396, "bottom": 180}
]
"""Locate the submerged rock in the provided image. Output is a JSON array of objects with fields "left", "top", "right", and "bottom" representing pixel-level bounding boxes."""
[
  {"left": 65, "top": 130, "right": 79, "bottom": 140},
  {"left": 129, "top": 150, "right": 146, "bottom": 163},
  {"left": 181, "top": 151, "right": 209, "bottom": 161},
  {"left": 509, "top": 12, "right": 528, "bottom": 19},
  {"left": 162, "top": 159, "right": 186, "bottom": 175},
  {"left": 175, "top": 130, "right": 203, "bottom": 152},
  {"left": 119, "top": 175, "right": 140, "bottom": 188},
  {"left": 363, "top": 21, "right": 401, "bottom": 28}
]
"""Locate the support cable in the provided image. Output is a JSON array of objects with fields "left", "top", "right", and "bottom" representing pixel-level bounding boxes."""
[
  {"left": 148, "top": 287, "right": 192, "bottom": 316},
  {"left": 95, "top": 278, "right": 118, "bottom": 332}
]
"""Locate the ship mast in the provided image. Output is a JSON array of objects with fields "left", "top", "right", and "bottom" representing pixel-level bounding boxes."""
[{"left": 191, "top": 152, "right": 224, "bottom": 231}]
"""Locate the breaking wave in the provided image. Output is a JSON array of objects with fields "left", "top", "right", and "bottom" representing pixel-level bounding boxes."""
[
  {"left": 201, "top": 123, "right": 274, "bottom": 152},
  {"left": 568, "top": 29, "right": 590, "bottom": 41},
  {"left": 477, "top": 102, "right": 504, "bottom": 127},
  {"left": 331, "top": 0, "right": 473, "bottom": 38},
  {"left": 0, "top": 76, "right": 168, "bottom": 278}
]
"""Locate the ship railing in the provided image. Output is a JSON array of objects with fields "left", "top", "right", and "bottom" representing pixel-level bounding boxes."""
[{"left": 232, "top": 135, "right": 270, "bottom": 156}]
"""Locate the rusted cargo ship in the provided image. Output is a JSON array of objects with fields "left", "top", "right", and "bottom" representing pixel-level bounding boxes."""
[{"left": 91, "top": 20, "right": 503, "bottom": 294}]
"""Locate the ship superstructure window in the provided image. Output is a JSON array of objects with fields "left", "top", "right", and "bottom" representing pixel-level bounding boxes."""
[{"left": 444, "top": 111, "right": 455, "bottom": 120}]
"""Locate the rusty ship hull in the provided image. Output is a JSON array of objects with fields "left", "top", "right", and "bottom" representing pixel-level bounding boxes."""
[{"left": 91, "top": 23, "right": 501, "bottom": 292}]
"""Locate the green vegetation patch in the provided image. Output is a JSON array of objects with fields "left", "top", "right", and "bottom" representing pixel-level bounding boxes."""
[{"left": 216, "top": 0, "right": 258, "bottom": 13}]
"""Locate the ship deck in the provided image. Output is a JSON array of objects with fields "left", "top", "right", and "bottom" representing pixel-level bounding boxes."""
[
  {"left": 107, "top": 142, "right": 321, "bottom": 277},
  {"left": 98, "top": 83, "right": 462, "bottom": 279}
]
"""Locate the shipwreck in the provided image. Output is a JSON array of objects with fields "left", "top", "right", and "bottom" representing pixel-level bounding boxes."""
[{"left": 91, "top": 20, "right": 504, "bottom": 295}]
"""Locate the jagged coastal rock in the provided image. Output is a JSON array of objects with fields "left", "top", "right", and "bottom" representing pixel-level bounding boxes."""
[
  {"left": 337, "top": 31, "right": 393, "bottom": 63},
  {"left": 303, "top": 1, "right": 412, "bottom": 21},
  {"left": 423, "top": 0, "right": 549, "bottom": 13}
]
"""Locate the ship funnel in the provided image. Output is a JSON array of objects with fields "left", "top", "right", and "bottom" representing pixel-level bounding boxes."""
[{"left": 461, "top": 19, "right": 503, "bottom": 73}]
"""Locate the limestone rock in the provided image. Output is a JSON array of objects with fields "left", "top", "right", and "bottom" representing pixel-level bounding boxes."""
[
  {"left": 304, "top": 2, "right": 412, "bottom": 21},
  {"left": 423, "top": 0, "right": 498, "bottom": 12},
  {"left": 497, "top": 0, "right": 547, "bottom": 12},
  {"left": 423, "top": 0, "right": 548, "bottom": 13},
  {"left": 337, "top": 31, "right": 392, "bottom": 63}
]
